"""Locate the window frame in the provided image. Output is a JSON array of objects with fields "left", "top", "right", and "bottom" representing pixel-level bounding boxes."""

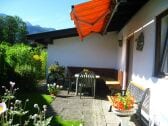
[{"left": 155, "top": 8, "right": 168, "bottom": 78}]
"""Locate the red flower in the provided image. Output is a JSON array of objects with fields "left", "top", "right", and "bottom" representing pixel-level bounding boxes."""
[{"left": 112, "top": 92, "right": 135, "bottom": 110}]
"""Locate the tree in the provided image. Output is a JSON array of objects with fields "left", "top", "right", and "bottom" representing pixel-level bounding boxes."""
[
  {"left": 0, "top": 17, "right": 5, "bottom": 42},
  {"left": 3, "top": 16, "right": 18, "bottom": 44},
  {"left": 15, "top": 16, "right": 28, "bottom": 43},
  {"left": 0, "top": 15, "right": 28, "bottom": 44}
]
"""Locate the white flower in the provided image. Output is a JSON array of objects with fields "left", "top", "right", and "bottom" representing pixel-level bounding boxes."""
[
  {"left": 47, "top": 84, "right": 49, "bottom": 87},
  {"left": 15, "top": 100, "right": 21, "bottom": 104},
  {"left": 34, "top": 104, "right": 39, "bottom": 108},
  {"left": 60, "top": 85, "right": 63, "bottom": 89},
  {"left": 26, "top": 99, "right": 29, "bottom": 102},
  {"left": 56, "top": 85, "right": 59, "bottom": 88},
  {"left": 43, "top": 105, "right": 47, "bottom": 109},
  {"left": 10, "top": 81, "right": 15, "bottom": 87},
  {"left": 10, "top": 107, "right": 14, "bottom": 110},
  {"left": 43, "top": 108, "right": 47, "bottom": 112},
  {"left": 0, "top": 102, "right": 8, "bottom": 115},
  {"left": 33, "top": 114, "right": 38, "bottom": 119},
  {"left": 53, "top": 83, "right": 56, "bottom": 86},
  {"left": 1, "top": 86, "right": 5, "bottom": 88},
  {"left": 14, "top": 88, "right": 19, "bottom": 91}
]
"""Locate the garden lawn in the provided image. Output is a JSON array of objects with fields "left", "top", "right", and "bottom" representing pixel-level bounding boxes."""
[
  {"left": 50, "top": 116, "right": 83, "bottom": 126},
  {"left": 16, "top": 92, "right": 54, "bottom": 113},
  {"left": 17, "top": 92, "right": 82, "bottom": 126}
]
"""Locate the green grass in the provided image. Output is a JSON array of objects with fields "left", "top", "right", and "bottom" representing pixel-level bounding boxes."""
[
  {"left": 17, "top": 92, "right": 54, "bottom": 110},
  {"left": 50, "top": 116, "right": 83, "bottom": 126},
  {"left": 16, "top": 92, "right": 82, "bottom": 126},
  {"left": 16, "top": 93, "right": 54, "bottom": 105}
]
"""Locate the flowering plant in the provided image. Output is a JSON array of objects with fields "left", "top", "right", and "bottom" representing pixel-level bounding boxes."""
[
  {"left": 112, "top": 92, "right": 135, "bottom": 111},
  {"left": 0, "top": 102, "right": 7, "bottom": 115},
  {"left": 30, "top": 104, "right": 52, "bottom": 126},
  {"left": 47, "top": 83, "right": 63, "bottom": 96},
  {"left": 0, "top": 81, "right": 52, "bottom": 126}
]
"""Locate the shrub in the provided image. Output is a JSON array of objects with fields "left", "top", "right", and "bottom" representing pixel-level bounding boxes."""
[
  {"left": 0, "top": 42, "right": 47, "bottom": 91},
  {"left": 0, "top": 43, "right": 15, "bottom": 86}
]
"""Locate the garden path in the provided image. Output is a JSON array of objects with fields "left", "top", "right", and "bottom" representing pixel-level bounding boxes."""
[{"left": 47, "top": 90, "right": 141, "bottom": 126}]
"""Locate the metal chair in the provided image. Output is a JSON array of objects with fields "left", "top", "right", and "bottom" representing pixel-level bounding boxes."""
[{"left": 78, "top": 69, "right": 96, "bottom": 98}]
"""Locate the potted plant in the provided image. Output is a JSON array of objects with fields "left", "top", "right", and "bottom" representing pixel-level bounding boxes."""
[
  {"left": 47, "top": 83, "right": 63, "bottom": 96},
  {"left": 47, "top": 62, "right": 65, "bottom": 84},
  {"left": 111, "top": 92, "right": 136, "bottom": 115}
]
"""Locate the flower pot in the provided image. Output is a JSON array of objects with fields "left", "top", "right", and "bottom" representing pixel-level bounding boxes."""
[{"left": 112, "top": 106, "right": 136, "bottom": 116}]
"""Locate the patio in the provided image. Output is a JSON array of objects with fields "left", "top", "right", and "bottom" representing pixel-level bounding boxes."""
[
  {"left": 46, "top": 90, "right": 141, "bottom": 126},
  {"left": 26, "top": 0, "right": 168, "bottom": 125}
]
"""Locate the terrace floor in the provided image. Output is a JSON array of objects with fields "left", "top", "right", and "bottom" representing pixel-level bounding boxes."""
[{"left": 46, "top": 90, "right": 141, "bottom": 126}]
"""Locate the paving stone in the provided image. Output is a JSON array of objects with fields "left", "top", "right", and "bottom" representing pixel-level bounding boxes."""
[
  {"left": 84, "top": 121, "right": 94, "bottom": 126},
  {"left": 60, "top": 108, "right": 83, "bottom": 120},
  {"left": 46, "top": 90, "right": 140, "bottom": 126}
]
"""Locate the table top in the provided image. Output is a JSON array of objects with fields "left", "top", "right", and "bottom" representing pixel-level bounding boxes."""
[
  {"left": 105, "top": 81, "right": 120, "bottom": 85},
  {"left": 74, "top": 73, "right": 100, "bottom": 78}
]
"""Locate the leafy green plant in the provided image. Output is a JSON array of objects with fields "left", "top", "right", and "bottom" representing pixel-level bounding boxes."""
[
  {"left": 0, "top": 42, "right": 11, "bottom": 85},
  {"left": 0, "top": 82, "right": 52, "bottom": 126},
  {"left": 0, "top": 42, "right": 47, "bottom": 91},
  {"left": 47, "top": 83, "right": 63, "bottom": 96}
]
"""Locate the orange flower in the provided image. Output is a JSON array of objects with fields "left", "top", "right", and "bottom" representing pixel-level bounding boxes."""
[{"left": 112, "top": 93, "right": 135, "bottom": 110}]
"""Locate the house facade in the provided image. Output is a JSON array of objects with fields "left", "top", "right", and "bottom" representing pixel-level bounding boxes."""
[
  {"left": 48, "top": 32, "right": 118, "bottom": 69},
  {"left": 118, "top": 0, "right": 168, "bottom": 125},
  {"left": 27, "top": 0, "right": 168, "bottom": 125}
]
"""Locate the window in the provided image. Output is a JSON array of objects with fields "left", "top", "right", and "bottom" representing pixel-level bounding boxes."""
[{"left": 155, "top": 8, "right": 168, "bottom": 77}]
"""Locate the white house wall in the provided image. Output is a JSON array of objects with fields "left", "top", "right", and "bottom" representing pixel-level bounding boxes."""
[
  {"left": 118, "top": 0, "right": 168, "bottom": 125},
  {"left": 48, "top": 32, "right": 118, "bottom": 69}
]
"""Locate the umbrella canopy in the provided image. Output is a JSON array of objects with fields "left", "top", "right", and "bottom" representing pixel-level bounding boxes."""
[{"left": 71, "top": 0, "right": 116, "bottom": 40}]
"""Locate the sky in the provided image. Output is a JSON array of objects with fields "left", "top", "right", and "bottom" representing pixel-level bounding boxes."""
[{"left": 0, "top": 0, "right": 89, "bottom": 30}]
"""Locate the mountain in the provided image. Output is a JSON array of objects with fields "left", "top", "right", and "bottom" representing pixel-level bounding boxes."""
[
  {"left": 26, "top": 22, "right": 56, "bottom": 34},
  {"left": 0, "top": 13, "right": 7, "bottom": 17},
  {"left": 0, "top": 13, "right": 56, "bottom": 34}
]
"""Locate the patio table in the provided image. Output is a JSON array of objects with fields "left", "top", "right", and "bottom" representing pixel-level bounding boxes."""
[{"left": 74, "top": 73, "right": 100, "bottom": 95}]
